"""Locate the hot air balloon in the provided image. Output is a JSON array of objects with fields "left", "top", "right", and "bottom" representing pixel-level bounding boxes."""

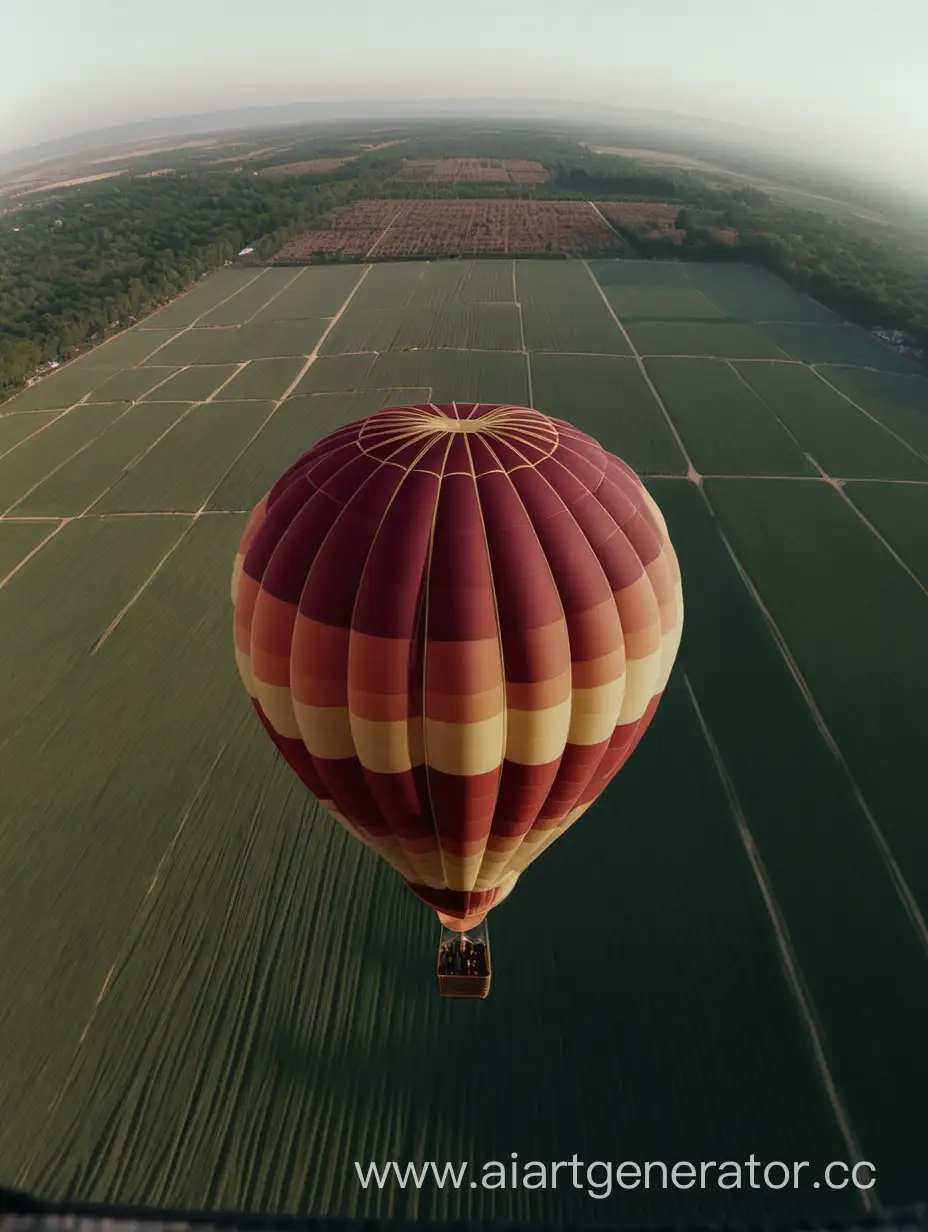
[{"left": 231, "top": 403, "right": 683, "bottom": 998}]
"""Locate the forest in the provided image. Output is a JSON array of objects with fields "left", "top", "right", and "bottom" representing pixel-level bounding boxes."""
[
  {"left": 0, "top": 168, "right": 366, "bottom": 397},
  {"left": 1, "top": 138, "right": 925, "bottom": 397}
]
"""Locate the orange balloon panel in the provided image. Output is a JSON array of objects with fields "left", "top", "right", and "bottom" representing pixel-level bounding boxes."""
[{"left": 232, "top": 403, "right": 683, "bottom": 921}]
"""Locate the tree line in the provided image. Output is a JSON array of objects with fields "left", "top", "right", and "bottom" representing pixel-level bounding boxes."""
[
  {"left": 0, "top": 171, "right": 361, "bottom": 398},
  {"left": 2, "top": 147, "right": 925, "bottom": 399}
]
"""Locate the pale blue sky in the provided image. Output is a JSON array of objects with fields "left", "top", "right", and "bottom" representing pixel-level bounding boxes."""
[{"left": 6, "top": 0, "right": 927, "bottom": 188}]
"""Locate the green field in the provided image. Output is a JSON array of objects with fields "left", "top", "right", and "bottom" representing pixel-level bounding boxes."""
[
  {"left": 530, "top": 354, "right": 685, "bottom": 474},
  {"left": 628, "top": 320, "right": 789, "bottom": 359},
  {"left": 646, "top": 358, "right": 815, "bottom": 475},
  {"left": 734, "top": 362, "right": 928, "bottom": 480},
  {"left": 2, "top": 258, "right": 928, "bottom": 1222}
]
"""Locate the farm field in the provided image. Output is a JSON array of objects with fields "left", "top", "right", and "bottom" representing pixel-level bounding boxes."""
[
  {"left": 388, "top": 157, "right": 550, "bottom": 184},
  {"left": 2, "top": 257, "right": 927, "bottom": 1223},
  {"left": 273, "top": 199, "right": 628, "bottom": 260},
  {"left": 645, "top": 358, "right": 816, "bottom": 475}
]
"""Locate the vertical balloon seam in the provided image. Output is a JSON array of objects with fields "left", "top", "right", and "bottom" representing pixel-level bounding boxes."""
[
  {"left": 256, "top": 446, "right": 379, "bottom": 855},
  {"left": 459, "top": 424, "right": 509, "bottom": 902},
  {"left": 418, "top": 425, "right": 460, "bottom": 896},
  {"left": 252, "top": 447, "right": 368, "bottom": 752},
  {"left": 596, "top": 462, "right": 669, "bottom": 743},
  {"left": 299, "top": 414, "right": 446, "bottom": 872},
  {"left": 468, "top": 425, "right": 576, "bottom": 887},
  {"left": 345, "top": 418, "right": 457, "bottom": 887},
  {"left": 255, "top": 417, "right": 424, "bottom": 875},
  {"left": 481, "top": 423, "right": 626, "bottom": 867}
]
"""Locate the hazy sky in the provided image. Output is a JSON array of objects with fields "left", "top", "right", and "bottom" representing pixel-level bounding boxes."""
[{"left": 5, "top": 0, "right": 927, "bottom": 187}]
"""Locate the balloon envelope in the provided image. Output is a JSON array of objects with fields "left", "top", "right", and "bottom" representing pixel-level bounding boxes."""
[{"left": 232, "top": 403, "right": 683, "bottom": 924}]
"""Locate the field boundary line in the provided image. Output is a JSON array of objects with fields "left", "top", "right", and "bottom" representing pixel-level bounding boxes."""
[
  {"left": 725, "top": 359, "right": 829, "bottom": 483},
  {"left": 835, "top": 487, "right": 928, "bottom": 602},
  {"left": 0, "top": 383, "right": 106, "bottom": 461},
  {"left": 1, "top": 400, "right": 141, "bottom": 517},
  {"left": 809, "top": 365, "right": 928, "bottom": 467},
  {"left": 0, "top": 270, "right": 262, "bottom": 411},
  {"left": 727, "top": 362, "right": 928, "bottom": 599},
  {"left": 582, "top": 259, "right": 702, "bottom": 483},
  {"left": 0, "top": 519, "right": 67, "bottom": 592},
  {"left": 586, "top": 202, "right": 633, "bottom": 256},
  {"left": 136, "top": 268, "right": 268, "bottom": 367},
  {"left": 243, "top": 266, "right": 305, "bottom": 324},
  {"left": 193, "top": 263, "right": 374, "bottom": 520},
  {"left": 0, "top": 407, "right": 71, "bottom": 462},
  {"left": 512, "top": 262, "right": 534, "bottom": 407},
  {"left": 27, "top": 742, "right": 230, "bottom": 1174},
  {"left": 366, "top": 203, "right": 408, "bottom": 257},
  {"left": 90, "top": 519, "right": 195, "bottom": 654},
  {"left": 698, "top": 491, "right": 928, "bottom": 958},
  {"left": 683, "top": 675, "right": 876, "bottom": 1215},
  {"left": 81, "top": 364, "right": 250, "bottom": 517}
]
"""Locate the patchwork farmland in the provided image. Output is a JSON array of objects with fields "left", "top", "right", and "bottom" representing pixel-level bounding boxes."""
[
  {"left": 1, "top": 258, "right": 927, "bottom": 1224},
  {"left": 272, "top": 199, "right": 630, "bottom": 260}
]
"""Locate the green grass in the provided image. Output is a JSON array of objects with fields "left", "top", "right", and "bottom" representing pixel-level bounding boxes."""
[
  {"left": 515, "top": 262, "right": 631, "bottom": 351},
  {"left": 249, "top": 265, "right": 363, "bottom": 320},
  {"left": 0, "top": 404, "right": 129, "bottom": 511},
  {"left": 71, "top": 329, "right": 178, "bottom": 369},
  {"left": 348, "top": 262, "right": 425, "bottom": 310},
  {"left": 216, "top": 319, "right": 331, "bottom": 361},
  {"left": 459, "top": 260, "right": 515, "bottom": 303},
  {"left": 516, "top": 259, "right": 602, "bottom": 304},
  {"left": 292, "top": 353, "right": 378, "bottom": 394},
  {"left": 141, "top": 268, "right": 267, "bottom": 329},
  {"left": 12, "top": 403, "right": 193, "bottom": 516},
  {"left": 207, "top": 390, "right": 426, "bottom": 511},
  {"left": 651, "top": 479, "right": 928, "bottom": 1202},
  {"left": 815, "top": 368, "right": 928, "bottom": 459},
  {"left": 317, "top": 308, "right": 411, "bottom": 354},
  {"left": 530, "top": 354, "right": 685, "bottom": 474},
  {"left": 628, "top": 321, "right": 788, "bottom": 359},
  {"left": 681, "top": 265, "right": 838, "bottom": 324},
  {"left": 608, "top": 286, "right": 726, "bottom": 320},
  {"left": 144, "top": 321, "right": 330, "bottom": 366},
  {"left": 704, "top": 477, "right": 928, "bottom": 921},
  {"left": 0, "top": 569, "right": 859, "bottom": 1219},
  {"left": 589, "top": 259, "right": 690, "bottom": 290},
  {"left": 842, "top": 482, "right": 928, "bottom": 588},
  {"left": 761, "top": 323, "right": 920, "bottom": 373},
  {"left": 400, "top": 303, "right": 522, "bottom": 351},
  {"left": 362, "top": 350, "right": 530, "bottom": 404},
  {"left": 734, "top": 362, "right": 928, "bottom": 480},
  {"left": 521, "top": 302, "right": 630, "bottom": 354},
  {"left": 646, "top": 359, "right": 815, "bottom": 475},
  {"left": 0, "top": 365, "right": 115, "bottom": 411},
  {"left": 0, "top": 515, "right": 238, "bottom": 1182},
  {"left": 0, "top": 411, "right": 62, "bottom": 454},
  {"left": 406, "top": 260, "right": 480, "bottom": 310},
  {"left": 589, "top": 260, "right": 722, "bottom": 319},
  {"left": 194, "top": 269, "right": 299, "bottom": 326},
  {"left": 143, "top": 365, "right": 240, "bottom": 402},
  {"left": 140, "top": 329, "right": 237, "bottom": 367},
  {"left": 0, "top": 520, "right": 58, "bottom": 580},
  {"left": 95, "top": 402, "right": 272, "bottom": 512},
  {"left": 219, "top": 358, "right": 305, "bottom": 401},
  {"left": 0, "top": 515, "right": 192, "bottom": 747},
  {"left": 91, "top": 366, "right": 182, "bottom": 401},
  {"left": 321, "top": 304, "right": 522, "bottom": 354}
]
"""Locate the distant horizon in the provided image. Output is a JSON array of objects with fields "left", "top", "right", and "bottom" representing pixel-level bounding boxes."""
[
  {"left": 2, "top": 96, "right": 925, "bottom": 212},
  {"left": 6, "top": 0, "right": 927, "bottom": 198}
]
